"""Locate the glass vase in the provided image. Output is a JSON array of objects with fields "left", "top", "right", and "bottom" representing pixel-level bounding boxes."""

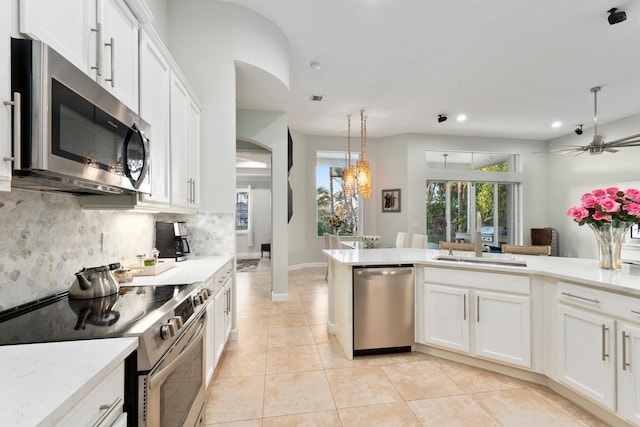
[{"left": 588, "top": 221, "right": 631, "bottom": 270}]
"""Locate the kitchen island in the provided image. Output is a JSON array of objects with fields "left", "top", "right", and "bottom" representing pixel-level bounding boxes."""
[{"left": 323, "top": 247, "right": 640, "bottom": 426}]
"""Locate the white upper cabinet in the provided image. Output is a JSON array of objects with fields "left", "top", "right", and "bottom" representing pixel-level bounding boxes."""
[
  {"left": 19, "top": 0, "right": 95, "bottom": 74},
  {"left": 0, "top": 1, "right": 14, "bottom": 191},
  {"left": 170, "top": 71, "right": 201, "bottom": 210},
  {"left": 97, "top": 0, "right": 139, "bottom": 111},
  {"left": 169, "top": 72, "right": 190, "bottom": 208},
  {"left": 139, "top": 30, "right": 170, "bottom": 204},
  {"left": 187, "top": 97, "right": 201, "bottom": 208},
  {"left": 20, "top": 0, "right": 139, "bottom": 112}
]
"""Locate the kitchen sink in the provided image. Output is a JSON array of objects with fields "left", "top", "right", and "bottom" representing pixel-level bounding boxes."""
[{"left": 433, "top": 255, "right": 528, "bottom": 267}]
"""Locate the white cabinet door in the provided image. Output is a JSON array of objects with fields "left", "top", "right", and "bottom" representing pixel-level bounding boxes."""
[
  {"left": 98, "top": 0, "right": 139, "bottom": 112},
  {"left": 139, "top": 30, "right": 170, "bottom": 204},
  {"left": 558, "top": 305, "right": 616, "bottom": 410},
  {"left": 19, "top": 0, "right": 96, "bottom": 75},
  {"left": 205, "top": 302, "right": 215, "bottom": 387},
  {"left": 224, "top": 280, "right": 233, "bottom": 340},
  {"left": 475, "top": 291, "right": 531, "bottom": 368},
  {"left": 187, "top": 97, "right": 201, "bottom": 208},
  {"left": 0, "top": 2, "right": 13, "bottom": 191},
  {"left": 422, "top": 284, "right": 469, "bottom": 353},
  {"left": 170, "top": 72, "right": 190, "bottom": 208},
  {"left": 620, "top": 322, "right": 640, "bottom": 424},
  {"left": 214, "top": 286, "right": 226, "bottom": 366}
]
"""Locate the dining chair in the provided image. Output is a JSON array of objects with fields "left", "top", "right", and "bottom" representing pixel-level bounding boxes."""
[
  {"left": 411, "top": 234, "right": 428, "bottom": 249},
  {"left": 439, "top": 241, "right": 476, "bottom": 251},
  {"left": 501, "top": 244, "right": 551, "bottom": 256},
  {"left": 395, "top": 232, "right": 409, "bottom": 248}
]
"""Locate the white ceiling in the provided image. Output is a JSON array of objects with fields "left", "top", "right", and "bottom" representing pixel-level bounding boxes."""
[{"left": 225, "top": 0, "right": 640, "bottom": 141}]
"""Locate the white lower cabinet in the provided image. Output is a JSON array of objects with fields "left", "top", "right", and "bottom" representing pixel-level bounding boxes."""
[
  {"left": 55, "top": 361, "right": 126, "bottom": 427},
  {"left": 423, "top": 284, "right": 469, "bottom": 353},
  {"left": 620, "top": 322, "right": 640, "bottom": 424},
  {"left": 476, "top": 290, "right": 530, "bottom": 367},
  {"left": 557, "top": 304, "right": 616, "bottom": 410},
  {"left": 422, "top": 281, "right": 531, "bottom": 368},
  {"left": 214, "top": 279, "right": 233, "bottom": 366}
]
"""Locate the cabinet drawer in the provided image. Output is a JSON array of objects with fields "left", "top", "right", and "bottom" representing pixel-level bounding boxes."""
[
  {"left": 55, "top": 363, "right": 124, "bottom": 427},
  {"left": 557, "top": 282, "right": 640, "bottom": 322},
  {"left": 424, "top": 267, "right": 530, "bottom": 295}
]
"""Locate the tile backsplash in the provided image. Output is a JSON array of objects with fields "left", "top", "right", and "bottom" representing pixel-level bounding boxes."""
[{"left": 0, "top": 189, "right": 234, "bottom": 310}]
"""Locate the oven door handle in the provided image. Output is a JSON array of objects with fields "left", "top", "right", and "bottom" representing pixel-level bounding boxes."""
[{"left": 149, "top": 316, "right": 206, "bottom": 391}]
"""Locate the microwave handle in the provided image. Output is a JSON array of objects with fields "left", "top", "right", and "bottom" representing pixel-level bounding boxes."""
[
  {"left": 123, "top": 122, "right": 150, "bottom": 189},
  {"left": 3, "top": 92, "right": 21, "bottom": 169}
]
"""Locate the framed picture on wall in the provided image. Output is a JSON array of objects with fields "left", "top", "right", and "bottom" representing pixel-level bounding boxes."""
[{"left": 382, "top": 189, "right": 401, "bottom": 212}]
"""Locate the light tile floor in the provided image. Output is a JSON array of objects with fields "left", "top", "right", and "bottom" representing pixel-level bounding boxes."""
[{"left": 205, "top": 260, "right": 610, "bottom": 426}]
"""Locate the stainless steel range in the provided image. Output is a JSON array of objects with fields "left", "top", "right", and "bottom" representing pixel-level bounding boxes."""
[{"left": 0, "top": 280, "right": 213, "bottom": 427}]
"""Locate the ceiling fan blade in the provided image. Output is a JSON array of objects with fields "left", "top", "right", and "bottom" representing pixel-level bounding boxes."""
[
  {"left": 607, "top": 139, "right": 640, "bottom": 148},
  {"left": 605, "top": 132, "right": 640, "bottom": 145},
  {"left": 604, "top": 148, "right": 620, "bottom": 153}
]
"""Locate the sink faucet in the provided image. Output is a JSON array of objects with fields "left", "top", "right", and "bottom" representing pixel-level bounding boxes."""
[{"left": 475, "top": 212, "right": 483, "bottom": 257}]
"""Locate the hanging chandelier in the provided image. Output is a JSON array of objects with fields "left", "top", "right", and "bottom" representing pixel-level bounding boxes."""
[
  {"left": 343, "top": 114, "right": 357, "bottom": 198},
  {"left": 356, "top": 110, "right": 372, "bottom": 198}
]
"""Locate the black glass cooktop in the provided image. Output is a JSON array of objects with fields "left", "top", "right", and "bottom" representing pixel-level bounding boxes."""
[{"left": 0, "top": 284, "right": 191, "bottom": 346}]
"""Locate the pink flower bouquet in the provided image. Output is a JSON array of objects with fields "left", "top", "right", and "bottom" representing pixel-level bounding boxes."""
[{"left": 566, "top": 187, "right": 640, "bottom": 227}]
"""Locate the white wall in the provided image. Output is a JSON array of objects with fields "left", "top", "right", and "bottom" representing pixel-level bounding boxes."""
[
  {"left": 166, "top": 0, "right": 289, "bottom": 214},
  {"left": 546, "top": 113, "right": 640, "bottom": 258},
  {"left": 236, "top": 110, "right": 289, "bottom": 298}
]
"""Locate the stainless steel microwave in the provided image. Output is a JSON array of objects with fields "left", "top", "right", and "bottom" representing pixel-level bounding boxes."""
[{"left": 9, "top": 38, "right": 150, "bottom": 195}]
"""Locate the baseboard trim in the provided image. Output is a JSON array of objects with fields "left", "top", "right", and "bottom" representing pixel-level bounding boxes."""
[
  {"left": 288, "top": 262, "right": 326, "bottom": 271},
  {"left": 271, "top": 291, "right": 288, "bottom": 301}
]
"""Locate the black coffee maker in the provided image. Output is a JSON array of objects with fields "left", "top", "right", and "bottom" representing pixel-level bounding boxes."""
[{"left": 155, "top": 221, "right": 191, "bottom": 262}]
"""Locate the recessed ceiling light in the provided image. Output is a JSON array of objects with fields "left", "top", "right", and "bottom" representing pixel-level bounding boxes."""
[
  {"left": 457, "top": 114, "right": 467, "bottom": 122},
  {"left": 310, "top": 61, "right": 321, "bottom": 70},
  {"left": 551, "top": 121, "right": 562, "bottom": 128},
  {"left": 310, "top": 94, "right": 324, "bottom": 102}
]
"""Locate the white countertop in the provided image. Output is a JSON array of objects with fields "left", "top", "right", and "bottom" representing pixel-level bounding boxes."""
[
  {"left": 0, "top": 338, "right": 137, "bottom": 427},
  {"left": 324, "top": 248, "right": 640, "bottom": 295},
  {"left": 130, "top": 255, "right": 233, "bottom": 286}
]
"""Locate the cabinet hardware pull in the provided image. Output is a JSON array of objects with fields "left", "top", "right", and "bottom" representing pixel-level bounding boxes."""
[
  {"left": 5, "top": 93, "right": 21, "bottom": 169},
  {"left": 463, "top": 293, "right": 467, "bottom": 320},
  {"left": 104, "top": 37, "right": 115, "bottom": 87},
  {"left": 476, "top": 295, "right": 480, "bottom": 323},
  {"left": 92, "top": 396, "right": 122, "bottom": 427},
  {"left": 632, "top": 310, "right": 640, "bottom": 316},
  {"left": 561, "top": 292, "right": 599, "bottom": 304},
  {"left": 91, "top": 23, "right": 101, "bottom": 76},
  {"left": 602, "top": 324, "right": 609, "bottom": 361},
  {"left": 623, "top": 331, "right": 631, "bottom": 371}
]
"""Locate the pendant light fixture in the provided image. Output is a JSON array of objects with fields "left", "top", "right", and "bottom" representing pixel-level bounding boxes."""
[
  {"left": 356, "top": 110, "right": 372, "bottom": 198},
  {"left": 343, "top": 114, "right": 357, "bottom": 198}
]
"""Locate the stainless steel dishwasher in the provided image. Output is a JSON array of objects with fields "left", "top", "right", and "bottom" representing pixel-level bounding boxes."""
[{"left": 353, "top": 265, "right": 415, "bottom": 356}]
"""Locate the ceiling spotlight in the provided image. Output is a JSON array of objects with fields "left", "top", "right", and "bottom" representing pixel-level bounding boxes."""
[
  {"left": 574, "top": 124, "right": 584, "bottom": 135},
  {"left": 551, "top": 121, "right": 562, "bottom": 128},
  {"left": 310, "top": 61, "right": 321, "bottom": 70},
  {"left": 438, "top": 114, "right": 448, "bottom": 123},
  {"left": 456, "top": 114, "right": 467, "bottom": 122},
  {"left": 607, "top": 7, "right": 627, "bottom": 25}
]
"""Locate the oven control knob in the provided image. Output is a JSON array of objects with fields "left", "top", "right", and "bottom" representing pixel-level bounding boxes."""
[
  {"left": 204, "top": 288, "right": 212, "bottom": 297},
  {"left": 172, "top": 316, "right": 184, "bottom": 330},
  {"left": 160, "top": 320, "right": 177, "bottom": 340},
  {"left": 193, "top": 294, "right": 203, "bottom": 306},
  {"left": 200, "top": 289, "right": 210, "bottom": 300}
]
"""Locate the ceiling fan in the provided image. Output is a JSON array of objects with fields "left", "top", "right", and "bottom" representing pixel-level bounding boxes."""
[{"left": 552, "top": 86, "right": 640, "bottom": 155}]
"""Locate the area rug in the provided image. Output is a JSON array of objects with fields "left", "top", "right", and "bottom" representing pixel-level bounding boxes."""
[{"left": 236, "top": 258, "right": 260, "bottom": 272}]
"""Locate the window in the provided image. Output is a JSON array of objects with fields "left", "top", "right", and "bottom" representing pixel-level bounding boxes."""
[
  {"left": 316, "top": 151, "right": 361, "bottom": 237},
  {"left": 425, "top": 150, "right": 520, "bottom": 249},
  {"left": 235, "top": 189, "right": 249, "bottom": 233}
]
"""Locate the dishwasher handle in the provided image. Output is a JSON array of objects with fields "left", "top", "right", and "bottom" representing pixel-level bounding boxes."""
[{"left": 355, "top": 268, "right": 414, "bottom": 277}]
